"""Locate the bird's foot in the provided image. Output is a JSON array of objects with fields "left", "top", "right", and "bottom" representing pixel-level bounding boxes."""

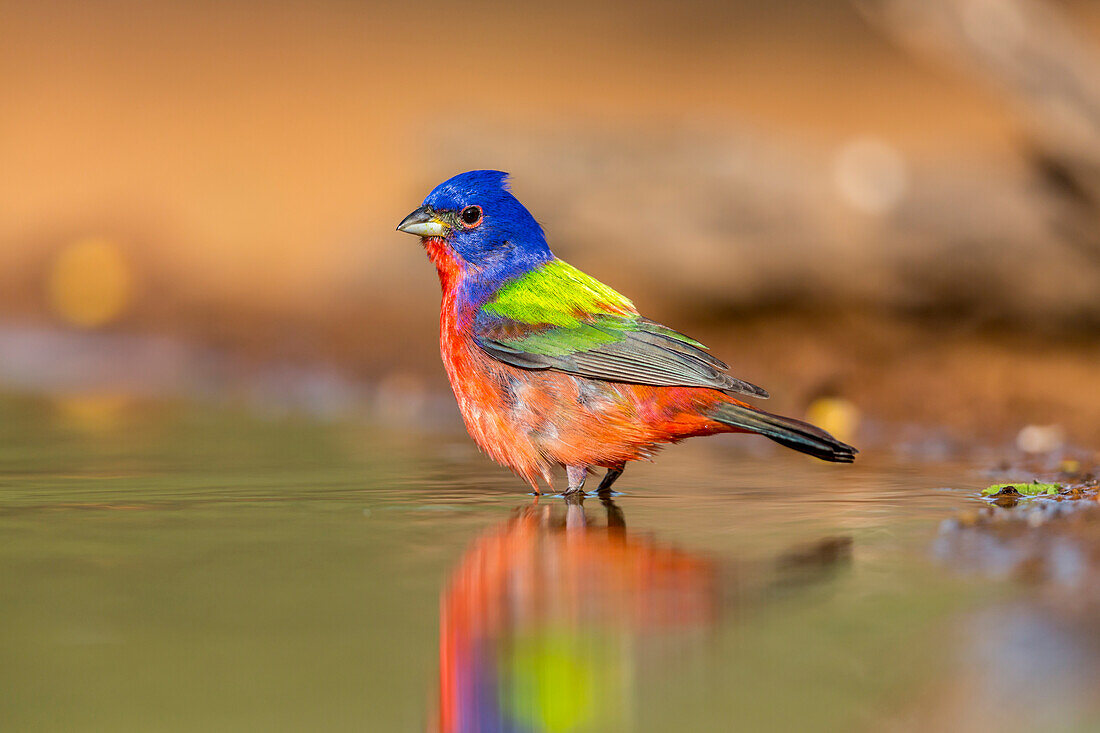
[{"left": 596, "top": 466, "right": 625, "bottom": 497}]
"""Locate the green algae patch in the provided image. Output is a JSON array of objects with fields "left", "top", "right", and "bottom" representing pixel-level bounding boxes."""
[{"left": 982, "top": 481, "right": 1060, "bottom": 497}]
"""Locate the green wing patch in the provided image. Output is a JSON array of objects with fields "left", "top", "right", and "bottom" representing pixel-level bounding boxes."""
[
  {"left": 474, "top": 259, "right": 769, "bottom": 398},
  {"left": 482, "top": 259, "right": 636, "bottom": 327}
]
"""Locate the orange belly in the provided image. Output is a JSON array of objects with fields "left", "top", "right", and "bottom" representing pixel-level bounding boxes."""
[
  {"left": 426, "top": 236, "right": 737, "bottom": 490},
  {"left": 443, "top": 336, "right": 735, "bottom": 490}
]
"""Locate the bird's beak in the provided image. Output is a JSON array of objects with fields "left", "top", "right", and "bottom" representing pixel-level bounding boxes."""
[{"left": 396, "top": 206, "right": 450, "bottom": 238}]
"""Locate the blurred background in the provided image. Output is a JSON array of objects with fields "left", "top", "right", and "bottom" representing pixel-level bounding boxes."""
[
  {"left": 9, "top": 3, "right": 1100, "bottom": 732},
  {"left": 4, "top": 0, "right": 1100, "bottom": 449}
]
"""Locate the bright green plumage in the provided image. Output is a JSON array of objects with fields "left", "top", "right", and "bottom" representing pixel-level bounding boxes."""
[
  {"left": 494, "top": 318, "right": 621, "bottom": 356},
  {"left": 482, "top": 259, "right": 636, "bottom": 327},
  {"left": 473, "top": 259, "right": 768, "bottom": 397}
]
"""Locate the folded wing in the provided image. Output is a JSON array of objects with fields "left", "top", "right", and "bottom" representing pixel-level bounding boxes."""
[{"left": 473, "top": 259, "right": 769, "bottom": 399}]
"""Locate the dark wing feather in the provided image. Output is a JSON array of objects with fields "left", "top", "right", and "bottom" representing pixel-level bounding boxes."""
[{"left": 474, "top": 312, "right": 769, "bottom": 398}]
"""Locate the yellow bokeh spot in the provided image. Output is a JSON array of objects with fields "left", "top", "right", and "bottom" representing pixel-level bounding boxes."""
[
  {"left": 53, "top": 393, "right": 132, "bottom": 433},
  {"left": 805, "top": 396, "right": 860, "bottom": 445},
  {"left": 47, "top": 237, "right": 133, "bottom": 327}
]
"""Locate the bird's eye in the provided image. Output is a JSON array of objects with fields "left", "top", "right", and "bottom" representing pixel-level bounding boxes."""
[{"left": 460, "top": 206, "right": 482, "bottom": 227}]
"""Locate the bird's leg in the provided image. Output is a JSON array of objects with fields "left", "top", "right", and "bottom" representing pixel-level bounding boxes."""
[
  {"left": 596, "top": 465, "right": 625, "bottom": 497},
  {"left": 564, "top": 492, "right": 586, "bottom": 530},
  {"left": 563, "top": 465, "right": 588, "bottom": 496}
]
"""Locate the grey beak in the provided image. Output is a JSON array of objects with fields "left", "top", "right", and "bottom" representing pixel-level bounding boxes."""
[{"left": 396, "top": 206, "right": 450, "bottom": 237}]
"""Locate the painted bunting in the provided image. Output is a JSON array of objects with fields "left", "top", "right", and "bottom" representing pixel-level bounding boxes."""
[{"left": 398, "top": 171, "right": 856, "bottom": 495}]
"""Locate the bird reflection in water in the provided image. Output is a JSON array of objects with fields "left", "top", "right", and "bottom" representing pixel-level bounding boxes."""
[
  {"left": 436, "top": 494, "right": 714, "bottom": 733},
  {"left": 434, "top": 493, "right": 852, "bottom": 733}
]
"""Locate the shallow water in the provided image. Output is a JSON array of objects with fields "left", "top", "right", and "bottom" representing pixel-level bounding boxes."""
[{"left": 1, "top": 396, "right": 1098, "bottom": 732}]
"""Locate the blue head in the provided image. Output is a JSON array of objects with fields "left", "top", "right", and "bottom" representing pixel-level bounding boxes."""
[{"left": 397, "top": 171, "right": 554, "bottom": 296}]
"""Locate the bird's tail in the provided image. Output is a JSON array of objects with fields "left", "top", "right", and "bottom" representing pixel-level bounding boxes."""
[{"left": 710, "top": 401, "right": 858, "bottom": 463}]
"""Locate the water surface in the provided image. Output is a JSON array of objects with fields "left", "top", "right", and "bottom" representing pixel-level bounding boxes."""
[{"left": 1, "top": 397, "right": 1096, "bottom": 731}]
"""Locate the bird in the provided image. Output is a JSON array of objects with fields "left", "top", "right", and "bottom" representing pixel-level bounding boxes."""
[{"left": 397, "top": 170, "right": 856, "bottom": 496}]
